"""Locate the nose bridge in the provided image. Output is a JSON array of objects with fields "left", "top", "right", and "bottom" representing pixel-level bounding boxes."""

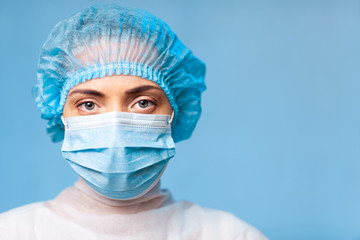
[{"left": 107, "top": 93, "right": 126, "bottom": 112}]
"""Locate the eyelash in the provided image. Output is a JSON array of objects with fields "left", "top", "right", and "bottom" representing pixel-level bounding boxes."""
[{"left": 75, "top": 98, "right": 157, "bottom": 114}]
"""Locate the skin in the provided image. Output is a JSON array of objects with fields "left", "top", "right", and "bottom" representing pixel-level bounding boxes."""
[{"left": 62, "top": 74, "right": 173, "bottom": 118}]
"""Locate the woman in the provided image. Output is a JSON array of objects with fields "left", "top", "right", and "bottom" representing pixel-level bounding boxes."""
[{"left": 0, "top": 4, "right": 267, "bottom": 239}]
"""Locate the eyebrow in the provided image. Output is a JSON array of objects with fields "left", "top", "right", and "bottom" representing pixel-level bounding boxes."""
[
  {"left": 67, "top": 89, "right": 105, "bottom": 98},
  {"left": 125, "top": 85, "right": 162, "bottom": 94}
]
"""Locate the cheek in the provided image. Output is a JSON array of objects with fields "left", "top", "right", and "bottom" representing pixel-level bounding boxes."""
[
  {"left": 159, "top": 100, "right": 173, "bottom": 115},
  {"left": 62, "top": 101, "right": 75, "bottom": 118}
]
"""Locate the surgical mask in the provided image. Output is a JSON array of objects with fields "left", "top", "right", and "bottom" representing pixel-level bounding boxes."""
[{"left": 61, "top": 111, "right": 175, "bottom": 200}]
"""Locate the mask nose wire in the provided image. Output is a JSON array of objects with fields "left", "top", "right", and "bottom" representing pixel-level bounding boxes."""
[{"left": 62, "top": 111, "right": 174, "bottom": 126}]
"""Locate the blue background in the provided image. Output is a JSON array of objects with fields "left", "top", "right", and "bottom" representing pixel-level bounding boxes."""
[{"left": 1, "top": 0, "right": 359, "bottom": 239}]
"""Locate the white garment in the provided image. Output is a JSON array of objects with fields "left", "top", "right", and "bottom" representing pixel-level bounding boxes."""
[{"left": 0, "top": 179, "right": 267, "bottom": 240}]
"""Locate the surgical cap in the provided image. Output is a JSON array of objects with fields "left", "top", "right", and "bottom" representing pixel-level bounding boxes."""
[{"left": 33, "top": 4, "right": 206, "bottom": 143}]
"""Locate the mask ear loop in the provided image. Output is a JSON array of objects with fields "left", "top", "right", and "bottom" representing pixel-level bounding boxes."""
[
  {"left": 61, "top": 115, "right": 66, "bottom": 127},
  {"left": 168, "top": 111, "right": 175, "bottom": 125}
]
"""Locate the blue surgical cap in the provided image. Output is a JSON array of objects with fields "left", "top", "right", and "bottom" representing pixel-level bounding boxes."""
[{"left": 33, "top": 4, "right": 206, "bottom": 143}]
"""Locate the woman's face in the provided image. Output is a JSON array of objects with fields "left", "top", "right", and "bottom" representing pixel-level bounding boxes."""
[{"left": 62, "top": 75, "right": 173, "bottom": 118}]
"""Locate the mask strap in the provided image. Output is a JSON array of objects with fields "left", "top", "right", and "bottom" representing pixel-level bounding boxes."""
[{"left": 168, "top": 111, "right": 174, "bottom": 124}]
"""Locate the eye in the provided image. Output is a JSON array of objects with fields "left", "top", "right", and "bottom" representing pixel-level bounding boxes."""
[
  {"left": 138, "top": 100, "right": 151, "bottom": 108},
  {"left": 77, "top": 101, "right": 99, "bottom": 113},
  {"left": 83, "top": 102, "right": 95, "bottom": 110},
  {"left": 131, "top": 98, "right": 156, "bottom": 113}
]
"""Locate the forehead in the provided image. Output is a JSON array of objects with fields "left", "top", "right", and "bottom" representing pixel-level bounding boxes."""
[{"left": 69, "top": 74, "right": 161, "bottom": 92}]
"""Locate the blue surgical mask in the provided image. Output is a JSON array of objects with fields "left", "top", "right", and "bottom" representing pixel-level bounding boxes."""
[{"left": 61, "top": 111, "right": 175, "bottom": 200}]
